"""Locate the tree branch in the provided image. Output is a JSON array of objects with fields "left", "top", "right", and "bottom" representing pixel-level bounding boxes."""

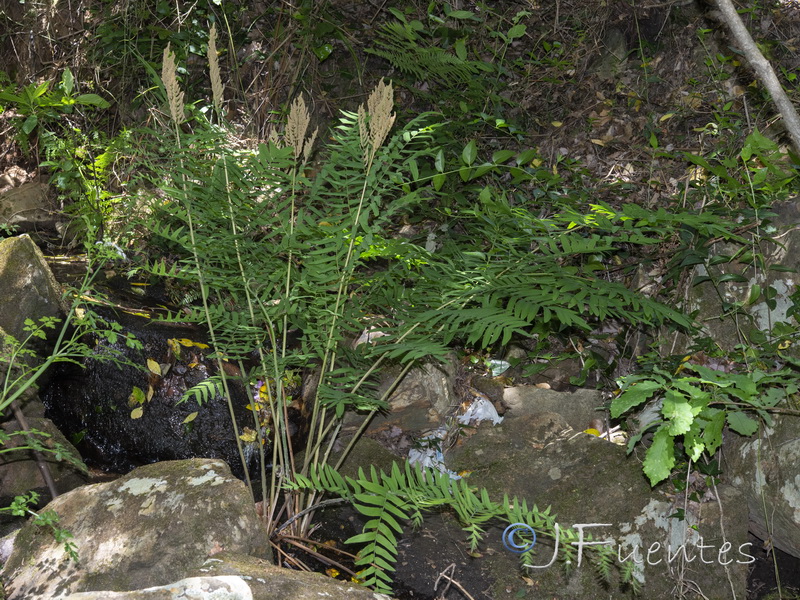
[{"left": 714, "top": 0, "right": 800, "bottom": 154}]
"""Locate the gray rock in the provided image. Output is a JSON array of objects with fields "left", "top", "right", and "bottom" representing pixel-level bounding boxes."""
[
  {"left": 0, "top": 416, "right": 87, "bottom": 501},
  {"left": 686, "top": 200, "right": 800, "bottom": 352},
  {"left": 0, "top": 233, "right": 66, "bottom": 379},
  {"left": 0, "top": 181, "right": 59, "bottom": 233},
  {"left": 503, "top": 385, "right": 607, "bottom": 431},
  {"left": 0, "top": 458, "right": 271, "bottom": 599},
  {"left": 59, "top": 562, "right": 394, "bottom": 600},
  {"left": 724, "top": 414, "right": 800, "bottom": 559},
  {"left": 443, "top": 411, "right": 750, "bottom": 599}
]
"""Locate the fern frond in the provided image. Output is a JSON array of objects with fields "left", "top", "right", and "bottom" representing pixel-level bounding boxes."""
[
  {"left": 161, "top": 43, "right": 184, "bottom": 129},
  {"left": 366, "top": 22, "right": 482, "bottom": 87},
  {"left": 207, "top": 25, "right": 223, "bottom": 116},
  {"left": 179, "top": 375, "right": 223, "bottom": 406}
]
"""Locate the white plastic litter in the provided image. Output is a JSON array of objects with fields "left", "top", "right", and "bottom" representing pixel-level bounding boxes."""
[
  {"left": 457, "top": 397, "right": 504, "bottom": 426},
  {"left": 486, "top": 359, "right": 511, "bottom": 376},
  {"left": 407, "top": 427, "right": 461, "bottom": 479}
]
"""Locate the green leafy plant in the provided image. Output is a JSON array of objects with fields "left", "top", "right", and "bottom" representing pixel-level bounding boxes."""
[
  {"left": 125, "top": 27, "right": 758, "bottom": 594},
  {"left": 0, "top": 245, "right": 143, "bottom": 564},
  {"left": 0, "top": 68, "right": 109, "bottom": 155},
  {"left": 611, "top": 358, "right": 798, "bottom": 486},
  {"left": 0, "top": 491, "right": 78, "bottom": 562}
]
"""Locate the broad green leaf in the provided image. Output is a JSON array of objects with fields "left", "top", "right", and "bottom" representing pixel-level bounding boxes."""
[
  {"left": 516, "top": 149, "right": 538, "bottom": 165},
  {"left": 745, "top": 284, "right": 761, "bottom": 305},
  {"left": 683, "top": 419, "right": 705, "bottom": 462},
  {"left": 643, "top": 425, "right": 675, "bottom": 486},
  {"left": 434, "top": 149, "right": 445, "bottom": 172},
  {"left": 703, "top": 410, "right": 726, "bottom": 455},
  {"left": 492, "top": 150, "right": 516, "bottom": 163},
  {"left": 663, "top": 390, "right": 694, "bottom": 436},
  {"left": 610, "top": 379, "right": 663, "bottom": 418},
  {"left": 432, "top": 173, "right": 445, "bottom": 191},
  {"left": 75, "top": 93, "right": 111, "bottom": 108},
  {"left": 717, "top": 273, "right": 748, "bottom": 284},
  {"left": 454, "top": 38, "right": 467, "bottom": 61},
  {"left": 462, "top": 140, "right": 477, "bottom": 166},
  {"left": 507, "top": 24, "right": 526, "bottom": 39},
  {"left": 22, "top": 115, "right": 38, "bottom": 135},
  {"left": 61, "top": 68, "right": 75, "bottom": 95},
  {"left": 312, "top": 43, "right": 333, "bottom": 61},
  {"left": 727, "top": 411, "right": 758, "bottom": 436}
]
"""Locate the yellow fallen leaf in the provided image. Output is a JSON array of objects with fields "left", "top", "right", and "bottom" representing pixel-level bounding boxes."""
[
  {"left": 590, "top": 138, "right": 605, "bottom": 146},
  {"left": 239, "top": 427, "right": 257, "bottom": 443},
  {"left": 167, "top": 338, "right": 181, "bottom": 359},
  {"left": 183, "top": 411, "right": 198, "bottom": 424},
  {"left": 130, "top": 407, "right": 143, "bottom": 419},
  {"left": 146, "top": 385, "right": 154, "bottom": 402},
  {"left": 551, "top": 121, "right": 563, "bottom": 127},
  {"left": 176, "top": 338, "right": 210, "bottom": 349},
  {"left": 147, "top": 358, "right": 161, "bottom": 376}
]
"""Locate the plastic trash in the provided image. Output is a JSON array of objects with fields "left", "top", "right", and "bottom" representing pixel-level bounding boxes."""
[
  {"left": 486, "top": 359, "right": 510, "bottom": 376},
  {"left": 457, "top": 397, "right": 504, "bottom": 426},
  {"left": 408, "top": 427, "right": 461, "bottom": 479}
]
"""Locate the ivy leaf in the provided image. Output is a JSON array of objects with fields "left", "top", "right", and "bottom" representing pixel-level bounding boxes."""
[{"left": 643, "top": 425, "right": 675, "bottom": 486}]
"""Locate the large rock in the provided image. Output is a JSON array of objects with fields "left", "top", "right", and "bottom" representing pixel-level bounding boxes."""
[
  {"left": 57, "top": 552, "right": 394, "bottom": 600},
  {"left": 0, "top": 458, "right": 270, "bottom": 599},
  {"left": 0, "top": 416, "right": 87, "bottom": 503},
  {"left": 724, "top": 413, "right": 800, "bottom": 559},
  {"left": 687, "top": 200, "right": 800, "bottom": 352},
  {"left": 0, "top": 233, "right": 66, "bottom": 385},
  {"left": 444, "top": 411, "right": 751, "bottom": 600},
  {"left": 0, "top": 181, "right": 59, "bottom": 234}
]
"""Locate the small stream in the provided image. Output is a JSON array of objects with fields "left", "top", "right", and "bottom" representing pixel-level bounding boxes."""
[{"left": 40, "top": 257, "right": 265, "bottom": 479}]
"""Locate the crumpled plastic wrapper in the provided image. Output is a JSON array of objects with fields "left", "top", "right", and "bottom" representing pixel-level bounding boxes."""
[{"left": 457, "top": 396, "right": 504, "bottom": 426}]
